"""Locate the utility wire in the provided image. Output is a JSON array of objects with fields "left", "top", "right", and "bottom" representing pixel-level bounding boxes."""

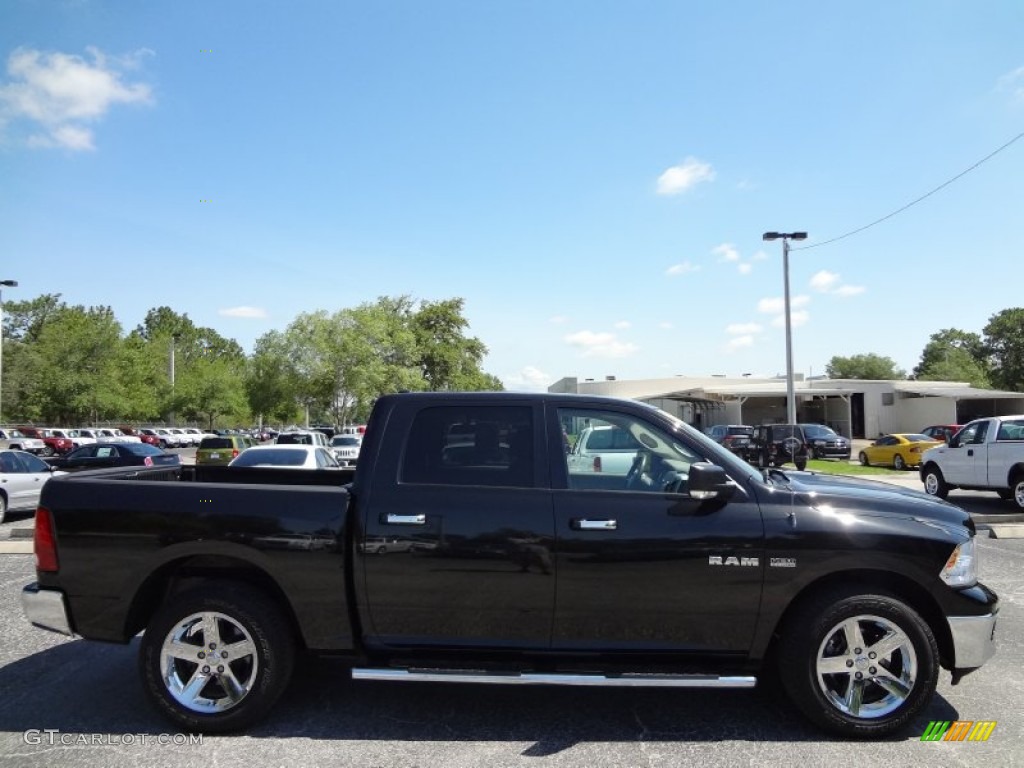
[{"left": 794, "top": 128, "right": 1024, "bottom": 250}]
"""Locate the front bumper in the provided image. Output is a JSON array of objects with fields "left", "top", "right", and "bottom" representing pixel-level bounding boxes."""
[
  {"left": 947, "top": 612, "right": 997, "bottom": 669},
  {"left": 21, "top": 583, "right": 74, "bottom": 636}
]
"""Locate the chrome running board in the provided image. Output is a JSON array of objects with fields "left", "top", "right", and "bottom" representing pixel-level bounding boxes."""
[{"left": 352, "top": 668, "right": 756, "bottom": 688}]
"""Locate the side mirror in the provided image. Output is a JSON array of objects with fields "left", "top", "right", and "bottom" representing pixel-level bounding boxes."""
[
  {"left": 687, "top": 462, "right": 736, "bottom": 501},
  {"left": 948, "top": 436, "right": 961, "bottom": 448}
]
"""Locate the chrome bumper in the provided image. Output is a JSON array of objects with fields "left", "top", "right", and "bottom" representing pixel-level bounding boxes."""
[
  {"left": 947, "top": 613, "right": 997, "bottom": 669},
  {"left": 21, "top": 583, "right": 74, "bottom": 636}
]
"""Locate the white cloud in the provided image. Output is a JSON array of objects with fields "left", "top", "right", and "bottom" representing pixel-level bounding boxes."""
[
  {"left": 758, "top": 295, "right": 810, "bottom": 315},
  {"left": 656, "top": 156, "right": 716, "bottom": 195},
  {"left": 549, "top": 315, "right": 568, "bottom": 324},
  {"left": 219, "top": 306, "right": 268, "bottom": 319},
  {"left": 809, "top": 270, "right": 842, "bottom": 293},
  {"left": 666, "top": 261, "right": 700, "bottom": 276},
  {"left": 771, "top": 310, "right": 810, "bottom": 328},
  {"left": 726, "top": 322, "right": 763, "bottom": 335},
  {"left": 614, "top": 320, "right": 631, "bottom": 329},
  {"left": 809, "top": 270, "right": 866, "bottom": 297},
  {"left": 0, "top": 46, "right": 154, "bottom": 150},
  {"left": 834, "top": 284, "right": 866, "bottom": 297},
  {"left": 997, "top": 65, "right": 1024, "bottom": 99},
  {"left": 712, "top": 243, "right": 739, "bottom": 262},
  {"left": 726, "top": 335, "right": 755, "bottom": 351},
  {"left": 502, "top": 365, "right": 553, "bottom": 392},
  {"left": 737, "top": 263, "right": 752, "bottom": 275},
  {"left": 564, "top": 330, "right": 638, "bottom": 359}
]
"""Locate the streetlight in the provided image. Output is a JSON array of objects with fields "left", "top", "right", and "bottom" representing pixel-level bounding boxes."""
[
  {"left": 761, "top": 232, "right": 807, "bottom": 424},
  {"left": 0, "top": 279, "right": 18, "bottom": 425}
]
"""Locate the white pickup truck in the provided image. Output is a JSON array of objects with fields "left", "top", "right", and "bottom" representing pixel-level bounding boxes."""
[
  {"left": 920, "top": 415, "right": 1024, "bottom": 509},
  {"left": 566, "top": 424, "right": 642, "bottom": 475}
]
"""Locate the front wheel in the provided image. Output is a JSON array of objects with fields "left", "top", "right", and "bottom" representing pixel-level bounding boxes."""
[
  {"left": 40, "top": 446, "right": 54, "bottom": 457},
  {"left": 139, "top": 584, "right": 295, "bottom": 733},
  {"left": 922, "top": 466, "right": 949, "bottom": 499},
  {"left": 0, "top": 493, "right": 7, "bottom": 525},
  {"left": 778, "top": 588, "right": 938, "bottom": 737},
  {"left": 1012, "top": 474, "right": 1024, "bottom": 511}
]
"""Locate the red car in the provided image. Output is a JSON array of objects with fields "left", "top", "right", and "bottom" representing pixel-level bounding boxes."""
[
  {"left": 17, "top": 426, "right": 74, "bottom": 456},
  {"left": 120, "top": 426, "right": 161, "bottom": 447},
  {"left": 920, "top": 424, "right": 962, "bottom": 444}
]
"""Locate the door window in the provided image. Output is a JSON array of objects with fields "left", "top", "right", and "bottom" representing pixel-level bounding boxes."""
[{"left": 400, "top": 406, "right": 534, "bottom": 488}]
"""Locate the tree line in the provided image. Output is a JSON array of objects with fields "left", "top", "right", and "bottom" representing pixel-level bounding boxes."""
[
  {"left": 825, "top": 307, "right": 1024, "bottom": 390},
  {"left": 0, "top": 294, "right": 502, "bottom": 429}
]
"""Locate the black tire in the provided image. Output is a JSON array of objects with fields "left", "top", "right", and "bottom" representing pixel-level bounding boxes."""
[
  {"left": 893, "top": 454, "right": 905, "bottom": 471},
  {"left": 921, "top": 465, "right": 949, "bottom": 499},
  {"left": 1011, "top": 473, "right": 1024, "bottom": 511},
  {"left": 139, "top": 583, "right": 295, "bottom": 733},
  {"left": 858, "top": 452, "right": 869, "bottom": 467},
  {"left": 0, "top": 493, "right": 7, "bottom": 525},
  {"left": 813, "top": 447, "right": 823, "bottom": 461},
  {"left": 778, "top": 587, "right": 938, "bottom": 738},
  {"left": 40, "top": 445, "right": 54, "bottom": 457},
  {"left": 996, "top": 488, "right": 1012, "bottom": 500},
  {"left": 795, "top": 459, "right": 807, "bottom": 471}
]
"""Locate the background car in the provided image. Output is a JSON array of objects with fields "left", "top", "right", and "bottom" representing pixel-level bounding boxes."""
[
  {"left": 705, "top": 424, "right": 753, "bottom": 455},
  {"left": 49, "top": 428, "right": 98, "bottom": 449},
  {"left": 0, "top": 449, "right": 62, "bottom": 523},
  {"left": 195, "top": 435, "right": 254, "bottom": 465},
  {"left": 0, "top": 428, "right": 47, "bottom": 455},
  {"left": 329, "top": 434, "right": 362, "bottom": 466},
  {"left": 799, "top": 423, "right": 851, "bottom": 460},
  {"left": 920, "top": 424, "right": 962, "bottom": 444},
  {"left": 275, "top": 430, "right": 331, "bottom": 448},
  {"left": 46, "top": 442, "right": 180, "bottom": 473},
  {"left": 858, "top": 433, "right": 943, "bottom": 470},
  {"left": 742, "top": 424, "right": 808, "bottom": 470},
  {"left": 228, "top": 444, "right": 343, "bottom": 469}
]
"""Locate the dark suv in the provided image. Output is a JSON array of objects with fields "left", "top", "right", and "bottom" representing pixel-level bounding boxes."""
[
  {"left": 705, "top": 424, "right": 754, "bottom": 455},
  {"left": 743, "top": 424, "right": 809, "bottom": 470},
  {"left": 799, "top": 423, "right": 851, "bottom": 460}
]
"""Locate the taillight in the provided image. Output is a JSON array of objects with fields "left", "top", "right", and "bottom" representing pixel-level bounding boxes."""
[
  {"left": 35, "top": 507, "right": 59, "bottom": 573},
  {"left": 144, "top": 456, "right": 153, "bottom": 466},
  {"left": 232, "top": 449, "right": 239, "bottom": 458}
]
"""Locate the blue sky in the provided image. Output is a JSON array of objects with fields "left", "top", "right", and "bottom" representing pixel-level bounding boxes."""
[{"left": 2, "top": 1, "right": 1022, "bottom": 391}]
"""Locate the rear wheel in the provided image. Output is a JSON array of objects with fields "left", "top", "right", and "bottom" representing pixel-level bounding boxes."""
[
  {"left": 858, "top": 452, "right": 869, "bottom": 466},
  {"left": 922, "top": 466, "right": 949, "bottom": 499},
  {"left": 893, "top": 454, "right": 906, "bottom": 471},
  {"left": 778, "top": 588, "right": 938, "bottom": 737},
  {"left": 139, "top": 584, "right": 295, "bottom": 733},
  {"left": 0, "top": 493, "right": 7, "bottom": 524}
]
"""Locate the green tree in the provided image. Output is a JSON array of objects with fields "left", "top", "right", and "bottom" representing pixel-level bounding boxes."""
[
  {"left": 983, "top": 308, "right": 1024, "bottom": 392},
  {"left": 32, "top": 304, "right": 126, "bottom": 423},
  {"left": 411, "top": 298, "right": 498, "bottom": 391},
  {"left": 826, "top": 353, "right": 905, "bottom": 380},
  {"left": 1, "top": 293, "right": 66, "bottom": 343},
  {"left": 913, "top": 329, "right": 989, "bottom": 383},
  {"left": 246, "top": 331, "right": 299, "bottom": 425}
]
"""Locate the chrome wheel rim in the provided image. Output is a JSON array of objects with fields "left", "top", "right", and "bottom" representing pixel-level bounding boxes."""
[
  {"left": 924, "top": 473, "right": 939, "bottom": 495},
  {"left": 894, "top": 455, "right": 905, "bottom": 470},
  {"left": 815, "top": 614, "right": 917, "bottom": 719},
  {"left": 1015, "top": 480, "right": 1024, "bottom": 508},
  {"left": 160, "top": 611, "right": 259, "bottom": 714}
]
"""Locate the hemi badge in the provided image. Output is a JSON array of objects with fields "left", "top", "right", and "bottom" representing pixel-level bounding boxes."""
[{"left": 770, "top": 557, "right": 797, "bottom": 568}]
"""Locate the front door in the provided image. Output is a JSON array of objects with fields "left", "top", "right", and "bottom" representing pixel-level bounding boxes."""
[
  {"left": 361, "top": 401, "right": 555, "bottom": 650},
  {"left": 550, "top": 405, "right": 764, "bottom": 653}
]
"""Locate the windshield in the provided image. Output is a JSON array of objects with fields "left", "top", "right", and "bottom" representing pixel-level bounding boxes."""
[{"left": 802, "top": 425, "right": 837, "bottom": 439}]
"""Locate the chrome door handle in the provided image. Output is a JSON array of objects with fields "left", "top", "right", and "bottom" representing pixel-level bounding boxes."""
[
  {"left": 572, "top": 518, "right": 617, "bottom": 531},
  {"left": 384, "top": 513, "right": 426, "bottom": 525}
]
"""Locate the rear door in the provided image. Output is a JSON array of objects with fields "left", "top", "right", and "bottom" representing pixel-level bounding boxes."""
[
  {"left": 360, "top": 399, "right": 555, "bottom": 650},
  {"left": 549, "top": 404, "right": 764, "bottom": 653}
]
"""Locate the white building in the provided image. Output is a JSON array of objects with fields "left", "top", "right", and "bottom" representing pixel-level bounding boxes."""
[{"left": 549, "top": 375, "right": 1024, "bottom": 439}]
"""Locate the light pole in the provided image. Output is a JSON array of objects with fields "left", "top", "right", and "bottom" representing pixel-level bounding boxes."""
[
  {"left": 0, "top": 279, "right": 18, "bottom": 425},
  {"left": 169, "top": 332, "right": 181, "bottom": 426},
  {"left": 762, "top": 232, "right": 807, "bottom": 424}
]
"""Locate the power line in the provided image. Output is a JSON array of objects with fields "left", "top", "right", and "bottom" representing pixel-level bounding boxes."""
[{"left": 794, "top": 128, "right": 1024, "bottom": 251}]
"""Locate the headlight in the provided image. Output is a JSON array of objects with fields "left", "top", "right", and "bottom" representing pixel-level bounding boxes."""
[{"left": 939, "top": 538, "right": 977, "bottom": 587}]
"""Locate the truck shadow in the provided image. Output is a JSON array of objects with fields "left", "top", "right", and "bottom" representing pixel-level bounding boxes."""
[{"left": 0, "top": 641, "right": 961, "bottom": 753}]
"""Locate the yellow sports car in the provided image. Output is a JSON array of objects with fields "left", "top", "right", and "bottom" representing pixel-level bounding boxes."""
[{"left": 858, "top": 433, "right": 942, "bottom": 470}]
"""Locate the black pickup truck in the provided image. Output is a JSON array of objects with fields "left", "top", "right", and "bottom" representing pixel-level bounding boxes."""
[{"left": 21, "top": 392, "right": 997, "bottom": 737}]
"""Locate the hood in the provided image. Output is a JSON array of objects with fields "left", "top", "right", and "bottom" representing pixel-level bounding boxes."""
[{"left": 778, "top": 470, "right": 972, "bottom": 531}]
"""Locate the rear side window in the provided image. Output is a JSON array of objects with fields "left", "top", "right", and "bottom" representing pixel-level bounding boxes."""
[
  {"left": 401, "top": 406, "right": 533, "bottom": 488},
  {"left": 200, "top": 438, "right": 232, "bottom": 450}
]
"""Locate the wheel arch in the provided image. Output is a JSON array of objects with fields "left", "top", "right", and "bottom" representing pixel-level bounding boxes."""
[
  {"left": 1006, "top": 463, "right": 1024, "bottom": 485},
  {"left": 123, "top": 555, "right": 306, "bottom": 650},
  {"left": 762, "top": 569, "right": 954, "bottom": 672}
]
